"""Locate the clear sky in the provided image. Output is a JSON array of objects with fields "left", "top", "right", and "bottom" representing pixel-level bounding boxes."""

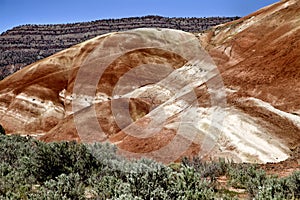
[{"left": 0, "top": 0, "right": 279, "bottom": 34}]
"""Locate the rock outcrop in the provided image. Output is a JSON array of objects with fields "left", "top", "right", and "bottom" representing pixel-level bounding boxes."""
[{"left": 0, "top": 16, "right": 238, "bottom": 80}]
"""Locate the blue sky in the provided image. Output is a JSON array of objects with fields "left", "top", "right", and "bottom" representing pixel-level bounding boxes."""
[{"left": 0, "top": 0, "right": 279, "bottom": 34}]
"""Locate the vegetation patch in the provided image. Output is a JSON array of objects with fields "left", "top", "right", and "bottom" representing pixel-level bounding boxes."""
[{"left": 0, "top": 134, "right": 299, "bottom": 199}]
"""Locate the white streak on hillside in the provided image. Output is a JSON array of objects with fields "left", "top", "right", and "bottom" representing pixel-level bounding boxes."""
[
  {"left": 178, "top": 106, "right": 290, "bottom": 163},
  {"left": 245, "top": 97, "right": 300, "bottom": 129}
]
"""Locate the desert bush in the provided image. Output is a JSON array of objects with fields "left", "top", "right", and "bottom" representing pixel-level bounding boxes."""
[
  {"left": 0, "top": 162, "right": 35, "bottom": 198},
  {"left": 227, "top": 163, "right": 267, "bottom": 197},
  {"left": 256, "top": 170, "right": 300, "bottom": 199},
  {"left": 182, "top": 157, "right": 228, "bottom": 181},
  {"left": 0, "top": 134, "right": 36, "bottom": 167},
  {"left": 29, "top": 173, "right": 85, "bottom": 200},
  {"left": 167, "top": 165, "right": 215, "bottom": 199},
  {"left": 28, "top": 141, "right": 99, "bottom": 183},
  {"left": 0, "top": 134, "right": 298, "bottom": 199}
]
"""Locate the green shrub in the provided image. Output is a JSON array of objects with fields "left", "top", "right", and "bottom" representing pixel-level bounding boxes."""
[
  {"left": 227, "top": 163, "right": 267, "bottom": 196},
  {"left": 182, "top": 157, "right": 229, "bottom": 180},
  {"left": 28, "top": 141, "right": 98, "bottom": 183},
  {"left": 256, "top": 171, "right": 300, "bottom": 199},
  {"left": 0, "top": 134, "right": 35, "bottom": 166},
  {"left": 29, "top": 173, "right": 85, "bottom": 200},
  {"left": 0, "top": 134, "right": 298, "bottom": 199}
]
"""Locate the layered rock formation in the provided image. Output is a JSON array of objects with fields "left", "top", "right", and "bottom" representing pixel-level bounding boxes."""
[
  {"left": 0, "top": 0, "right": 299, "bottom": 164},
  {"left": 0, "top": 16, "right": 238, "bottom": 80}
]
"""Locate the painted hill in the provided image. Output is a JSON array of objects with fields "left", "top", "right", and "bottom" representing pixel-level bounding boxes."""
[
  {"left": 199, "top": 0, "right": 300, "bottom": 152},
  {"left": 0, "top": 0, "right": 299, "bottom": 164}
]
